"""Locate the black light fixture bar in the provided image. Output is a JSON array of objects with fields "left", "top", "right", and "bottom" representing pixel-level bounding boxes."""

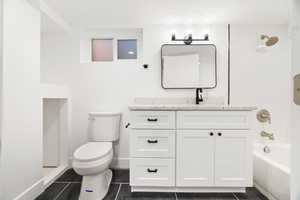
[{"left": 171, "top": 34, "right": 209, "bottom": 45}]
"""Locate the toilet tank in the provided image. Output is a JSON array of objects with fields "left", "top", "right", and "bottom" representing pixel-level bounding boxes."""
[{"left": 88, "top": 112, "right": 121, "bottom": 142}]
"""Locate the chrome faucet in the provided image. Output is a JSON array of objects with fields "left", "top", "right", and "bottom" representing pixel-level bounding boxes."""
[{"left": 260, "top": 131, "right": 275, "bottom": 140}]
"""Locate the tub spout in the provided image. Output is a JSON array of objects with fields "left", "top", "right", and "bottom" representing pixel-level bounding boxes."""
[{"left": 260, "top": 131, "right": 275, "bottom": 140}]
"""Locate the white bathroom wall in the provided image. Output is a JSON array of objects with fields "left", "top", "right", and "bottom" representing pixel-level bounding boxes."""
[
  {"left": 231, "top": 25, "right": 292, "bottom": 143},
  {"left": 41, "top": 25, "right": 229, "bottom": 168},
  {"left": 0, "top": 0, "right": 3, "bottom": 199},
  {"left": 291, "top": 0, "right": 300, "bottom": 199},
  {"left": 0, "top": 0, "right": 42, "bottom": 199},
  {"left": 41, "top": 24, "right": 291, "bottom": 168}
]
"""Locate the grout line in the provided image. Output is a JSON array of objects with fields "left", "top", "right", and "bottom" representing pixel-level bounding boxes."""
[
  {"left": 112, "top": 182, "right": 129, "bottom": 184},
  {"left": 232, "top": 193, "right": 239, "bottom": 200},
  {"left": 53, "top": 183, "right": 71, "bottom": 200},
  {"left": 55, "top": 181, "right": 81, "bottom": 183},
  {"left": 114, "top": 183, "right": 122, "bottom": 200},
  {"left": 174, "top": 192, "right": 178, "bottom": 200},
  {"left": 55, "top": 181, "right": 124, "bottom": 184}
]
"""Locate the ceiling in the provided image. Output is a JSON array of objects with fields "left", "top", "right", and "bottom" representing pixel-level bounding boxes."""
[{"left": 44, "top": 0, "right": 290, "bottom": 29}]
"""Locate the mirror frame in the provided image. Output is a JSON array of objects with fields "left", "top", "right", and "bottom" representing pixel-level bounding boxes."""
[{"left": 161, "top": 44, "right": 217, "bottom": 89}]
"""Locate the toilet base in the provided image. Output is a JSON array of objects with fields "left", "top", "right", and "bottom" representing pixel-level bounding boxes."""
[{"left": 79, "top": 169, "right": 112, "bottom": 200}]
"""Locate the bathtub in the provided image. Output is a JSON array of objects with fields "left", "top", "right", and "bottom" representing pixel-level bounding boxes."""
[{"left": 254, "top": 143, "right": 290, "bottom": 200}]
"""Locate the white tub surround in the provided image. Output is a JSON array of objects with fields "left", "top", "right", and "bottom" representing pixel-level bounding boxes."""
[
  {"left": 254, "top": 143, "right": 290, "bottom": 200},
  {"left": 129, "top": 104, "right": 256, "bottom": 193}
]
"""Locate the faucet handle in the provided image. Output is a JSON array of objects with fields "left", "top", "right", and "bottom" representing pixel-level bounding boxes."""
[
  {"left": 260, "top": 131, "right": 267, "bottom": 137},
  {"left": 257, "top": 109, "right": 271, "bottom": 124}
]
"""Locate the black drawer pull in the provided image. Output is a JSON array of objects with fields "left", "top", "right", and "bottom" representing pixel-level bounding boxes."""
[
  {"left": 147, "top": 118, "right": 158, "bottom": 122},
  {"left": 210, "top": 132, "right": 214, "bottom": 136},
  {"left": 218, "top": 133, "right": 222, "bottom": 136},
  {"left": 147, "top": 168, "right": 158, "bottom": 173},
  {"left": 147, "top": 139, "right": 158, "bottom": 144}
]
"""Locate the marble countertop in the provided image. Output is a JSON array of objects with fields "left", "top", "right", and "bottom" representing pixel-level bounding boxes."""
[{"left": 129, "top": 104, "right": 257, "bottom": 111}]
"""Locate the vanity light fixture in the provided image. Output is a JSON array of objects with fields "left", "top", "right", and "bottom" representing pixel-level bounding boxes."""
[{"left": 171, "top": 33, "right": 209, "bottom": 45}]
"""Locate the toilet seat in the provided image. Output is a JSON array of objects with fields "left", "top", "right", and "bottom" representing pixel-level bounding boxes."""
[{"left": 74, "top": 142, "right": 112, "bottom": 162}]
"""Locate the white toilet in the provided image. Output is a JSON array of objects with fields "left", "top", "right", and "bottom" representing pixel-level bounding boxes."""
[{"left": 73, "top": 112, "right": 121, "bottom": 200}]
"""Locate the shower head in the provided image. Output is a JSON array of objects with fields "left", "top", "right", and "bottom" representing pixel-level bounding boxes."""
[{"left": 261, "top": 35, "right": 279, "bottom": 46}]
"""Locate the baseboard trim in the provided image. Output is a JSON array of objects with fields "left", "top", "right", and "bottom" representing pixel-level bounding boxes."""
[
  {"left": 131, "top": 186, "right": 246, "bottom": 193},
  {"left": 44, "top": 165, "right": 70, "bottom": 188},
  {"left": 254, "top": 182, "right": 278, "bottom": 200},
  {"left": 14, "top": 179, "right": 44, "bottom": 200}
]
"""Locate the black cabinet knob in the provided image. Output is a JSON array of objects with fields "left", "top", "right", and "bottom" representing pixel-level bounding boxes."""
[
  {"left": 218, "top": 133, "right": 222, "bottom": 136},
  {"left": 210, "top": 132, "right": 214, "bottom": 136}
]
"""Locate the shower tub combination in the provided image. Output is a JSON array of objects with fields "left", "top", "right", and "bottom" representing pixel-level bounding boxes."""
[{"left": 253, "top": 143, "right": 290, "bottom": 200}]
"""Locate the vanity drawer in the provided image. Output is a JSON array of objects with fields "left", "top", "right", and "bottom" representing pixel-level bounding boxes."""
[
  {"left": 131, "top": 111, "right": 175, "bottom": 129},
  {"left": 177, "top": 111, "right": 251, "bottom": 129},
  {"left": 130, "top": 158, "right": 175, "bottom": 187},
  {"left": 130, "top": 130, "right": 175, "bottom": 158}
]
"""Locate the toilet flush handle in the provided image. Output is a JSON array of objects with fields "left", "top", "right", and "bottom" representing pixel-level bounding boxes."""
[{"left": 125, "top": 123, "right": 131, "bottom": 128}]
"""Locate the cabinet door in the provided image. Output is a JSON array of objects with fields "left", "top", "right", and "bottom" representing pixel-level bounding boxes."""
[
  {"left": 177, "top": 131, "right": 214, "bottom": 186},
  {"left": 214, "top": 130, "right": 253, "bottom": 187}
]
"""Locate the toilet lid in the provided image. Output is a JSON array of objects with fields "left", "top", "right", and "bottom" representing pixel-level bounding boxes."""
[{"left": 74, "top": 142, "right": 112, "bottom": 162}]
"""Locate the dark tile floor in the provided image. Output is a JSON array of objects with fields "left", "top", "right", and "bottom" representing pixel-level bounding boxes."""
[{"left": 36, "top": 169, "right": 268, "bottom": 200}]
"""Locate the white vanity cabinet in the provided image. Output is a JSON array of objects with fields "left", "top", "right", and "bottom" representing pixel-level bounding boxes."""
[
  {"left": 176, "top": 130, "right": 215, "bottom": 187},
  {"left": 129, "top": 106, "right": 255, "bottom": 193},
  {"left": 177, "top": 130, "right": 253, "bottom": 188}
]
